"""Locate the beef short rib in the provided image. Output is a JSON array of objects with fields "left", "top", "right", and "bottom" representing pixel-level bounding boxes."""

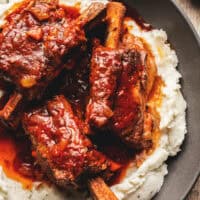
[{"left": 23, "top": 95, "right": 120, "bottom": 188}]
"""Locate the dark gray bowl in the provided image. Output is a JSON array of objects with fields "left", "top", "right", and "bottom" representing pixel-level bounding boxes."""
[{"left": 120, "top": 0, "right": 200, "bottom": 199}]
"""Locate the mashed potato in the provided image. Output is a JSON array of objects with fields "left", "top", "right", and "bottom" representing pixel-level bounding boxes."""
[
  {"left": 111, "top": 20, "right": 187, "bottom": 200},
  {"left": 0, "top": 0, "right": 187, "bottom": 199}
]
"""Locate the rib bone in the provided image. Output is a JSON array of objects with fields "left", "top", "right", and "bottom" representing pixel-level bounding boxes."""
[
  {"left": 105, "top": 2, "right": 126, "bottom": 48},
  {"left": 0, "top": 92, "right": 22, "bottom": 128},
  {"left": 86, "top": 2, "right": 126, "bottom": 128},
  {"left": 89, "top": 177, "right": 118, "bottom": 200}
]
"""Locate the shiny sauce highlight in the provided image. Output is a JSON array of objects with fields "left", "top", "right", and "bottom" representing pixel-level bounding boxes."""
[
  {"left": 0, "top": 129, "right": 44, "bottom": 189},
  {"left": 0, "top": 1, "right": 164, "bottom": 189}
]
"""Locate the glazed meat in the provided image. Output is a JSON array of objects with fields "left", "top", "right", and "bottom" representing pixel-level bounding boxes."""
[
  {"left": 0, "top": 0, "right": 160, "bottom": 199},
  {"left": 0, "top": 0, "right": 105, "bottom": 127},
  {"left": 86, "top": 2, "right": 125, "bottom": 129},
  {"left": 112, "top": 49, "right": 147, "bottom": 148},
  {"left": 121, "top": 33, "right": 157, "bottom": 97},
  {"left": 23, "top": 95, "right": 119, "bottom": 188},
  {"left": 0, "top": 0, "right": 78, "bottom": 99},
  {"left": 86, "top": 46, "right": 123, "bottom": 128},
  {"left": 87, "top": 46, "right": 154, "bottom": 149},
  {"left": 112, "top": 34, "right": 157, "bottom": 149},
  {"left": 86, "top": 2, "right": 157, "bottom": 149}
]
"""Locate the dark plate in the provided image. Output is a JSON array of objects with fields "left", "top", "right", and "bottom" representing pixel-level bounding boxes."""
[
  {"left": 121, "top": 0, "right": 200, "bottom": 199},
  {"left": 0, "top": 1, "right": 199, "bottom": 200}
]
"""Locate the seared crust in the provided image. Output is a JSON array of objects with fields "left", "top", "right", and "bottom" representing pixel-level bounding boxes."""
[
  {"left": 86, "top": 2, "right": 126, "bottom": 129},
  {"left": 86, "top": 47, "right": 123, "bottom": 128},
  {"left": 0, "top": 0, "right": 106, "bottom": 129},
  {"left": 112, "top": 50, "right": 146, "bottom": 149},
  {"left": 23, "top": 95, "right": 120, "bottom": 188},
  {"left": 111, "top": 33, "right": 157, "bottom": 149}
]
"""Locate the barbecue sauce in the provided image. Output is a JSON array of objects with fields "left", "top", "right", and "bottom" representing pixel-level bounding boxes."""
[
  {"left": 0, "top": 128, "right": 44, "bottom": 189},
  {"left": 0, "top": 0, "right": 164, "bottom": 190},
  {"left": 0, "top": 76, "right": 163, "bottom": 189},
  {"left": 0, "top": 2, "right": 81, "bottom": 189},
  {"left": 109, "top": 76, "right": 164, "bottom": 185}
]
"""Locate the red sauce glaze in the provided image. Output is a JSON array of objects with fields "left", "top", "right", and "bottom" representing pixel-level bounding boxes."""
[
  {"left": 58, "top": 54, "right": 90, "bottom": 119},
  {"left": 60, "top": 5, "right": 80, "bottom": 19},
  {"left": 23, "top": 96, "right": 120, "bottom": 187},
  {"left": 0, "top": 0, "right": 163, "bottom": 190},
  {"left": 0, "top": 77, "right": 163, "bottom": 189},
  {"left": 0, "top": 127, "right": 44, "bottom": 189},
  {"left": 90, "top": 132, "right": 138, "bottom": 185},
  {"left": 5, "top": 3, "right": 80, "bottom": 25},
  {"left": 0, "top": 0, "right": 82, "bottom": 100},
  {"left": 86, "top": 46, "right": 123, "bottom": 128},
  {"left": 112, "top": 51, "right": 144, "bottom": 132},
  {"left": 0, "top": 2, "right": 81, "bottom": 188},
  {"left": 89, "top": 77, "right": 164, "bottom": 186}
]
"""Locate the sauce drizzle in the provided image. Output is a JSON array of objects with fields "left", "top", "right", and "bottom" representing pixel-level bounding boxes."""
[
  {"left": 0, "top": 129, "right": 44, "bottom": 189},
  {"left": 0, "top": 1, "right": 164, "bottom": 190}
]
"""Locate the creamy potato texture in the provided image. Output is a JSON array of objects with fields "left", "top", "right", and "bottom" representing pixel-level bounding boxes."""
[{"left": 0, "top": 0, "right": 186, "bottom": 199}]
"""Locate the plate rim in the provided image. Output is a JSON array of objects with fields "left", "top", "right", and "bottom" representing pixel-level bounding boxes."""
[
  {"left": 170, "top": 0, "right": 200, "bottom": 47},
  {"left": 169, "top": 1, "right": 200, "bottom": 199},
  {"left": 0, "top": 0, "right": 200, "bottom": 199}
]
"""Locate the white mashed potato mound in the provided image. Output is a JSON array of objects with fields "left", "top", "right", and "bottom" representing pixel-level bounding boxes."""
[
  {"left": 0, "top": 0, "right": 187, "bottom": 200},
  {"left": 110, "top": 20, "right": 187, "bottom": 200}
]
